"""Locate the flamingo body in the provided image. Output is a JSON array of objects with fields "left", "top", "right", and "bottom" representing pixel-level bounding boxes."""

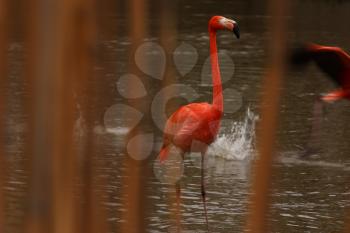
[
  {"left": 157, "top": 16, "right": 240, "bottom": 229},
  {"left": 158, "top": 16, "right": 239, "bottom": 162},
  {"left": 159, "top": 103, "right": 222, "bottom": 161},
  {"left": 291, "top": 44, "right": 350, "bottom": 157}
]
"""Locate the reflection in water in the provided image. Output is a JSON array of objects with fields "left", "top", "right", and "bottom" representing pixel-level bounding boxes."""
[{"left": 278, "top": 153, "right": 350, "bottom": 172}]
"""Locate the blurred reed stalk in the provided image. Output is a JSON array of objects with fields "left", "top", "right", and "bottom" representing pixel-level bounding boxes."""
[
  {"left": 24, "top": 0, "right": 54, "bottom": 231},
  {"left": 346, "top": 216, "right": 350, "bottom": 233},
  {"left": 244, "top": 0, "right": 289, "bottom": 232},
  {"left": 158, "top": 0, "right": 181, "bottom": 229},
  {"left": 345, "top": 208, "right": 350, "bottom": 232},
  {"left": 72, "top": 0, "right": 108, "bottom": 233},
  {"left": 24, "top": 0, "right": 105, "bottom": 232},
  {"left": 0, "top": 0, "right": 8, "bottom": 231},
  {"left": 120, "top": 0, "right": 149, "bottom": 232}
]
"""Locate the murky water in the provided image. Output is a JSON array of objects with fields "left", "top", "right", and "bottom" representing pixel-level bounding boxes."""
[{"left": 4, "top": 0, "right": 350, "bottom": 232}]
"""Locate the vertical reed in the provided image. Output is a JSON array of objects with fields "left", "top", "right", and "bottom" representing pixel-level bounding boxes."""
[
  {"left": 24, "top": 0, "right": 53, "bottom": 231},
  {"left": 244, "top": 0, "right": 289, "bottom": 232},
  {"left": 24, "top": 0, "right": 103, "bottom": 232},
  {"left": 346, "top": 215, "right": 350, "bottom": 233},
  {"left": 120, "top": 0, "right": 148, "bottom": 232},
  {"left": 75, "top": 0, "right": 108, "bottom": 232},
  {"left": 158, "top": 0, "right": 181, "bottom": 229},
  {"left": 50, "top": 1, "right": 80, "bottom": 232},
  {"left": 0, "top": 0, "right": 8, "bottom": 231}
]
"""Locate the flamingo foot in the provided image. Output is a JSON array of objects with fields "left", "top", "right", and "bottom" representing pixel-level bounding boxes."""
[{"left": 321, "top": 89, "right": 348, "bottom": 103}]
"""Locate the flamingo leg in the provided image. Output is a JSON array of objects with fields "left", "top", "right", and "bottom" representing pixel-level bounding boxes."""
[
  {"left": 302, "top": 99, "right": 324, "bottom": 157},
  {"left": 174, "top": 151, "right": 184, "bottom": 232},
  {"left": 201, "top": 153, "right": 209, "bottom": 232},
  {"left": 175, "top": 182, "right": 181, "bottom": 232}
]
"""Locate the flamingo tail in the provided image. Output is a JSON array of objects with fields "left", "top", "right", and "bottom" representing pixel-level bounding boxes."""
[{"left": 158, "top": 145, "right": 170, "bottom": 163}]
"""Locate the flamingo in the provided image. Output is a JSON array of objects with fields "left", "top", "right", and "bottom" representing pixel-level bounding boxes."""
[
  {"left": 290, "top": 43, "right": 350, "bottom": 156},
  {"left": 291, "top": 43, "right": 350, "bottom": 102},
  {"left": 158, "top": 16, "right": 240, "bottom": 228}
]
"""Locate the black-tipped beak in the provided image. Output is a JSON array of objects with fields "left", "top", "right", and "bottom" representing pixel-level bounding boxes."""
[{"left": 233, "top": 23, "right": 240, "bottom": 39}]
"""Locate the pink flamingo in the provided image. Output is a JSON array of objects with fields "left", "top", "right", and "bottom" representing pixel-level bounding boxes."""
[
  {"left": 291, "top": 43, "right": 350, "bottom": 102},
  {"left": 291, "top": 44, "right": 350, "bottom": 156},
  {"left": 158, "top": 16, "right": 240, "bottom": 228}
]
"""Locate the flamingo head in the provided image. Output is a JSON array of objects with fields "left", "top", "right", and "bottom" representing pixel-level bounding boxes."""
[{"left": 209, "top": 16, "right": 240, "bottom": 39}]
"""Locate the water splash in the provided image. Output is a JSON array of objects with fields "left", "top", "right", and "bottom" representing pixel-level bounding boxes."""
[{"left": 208, "top": 107, "right": 258, "bottom": 160}]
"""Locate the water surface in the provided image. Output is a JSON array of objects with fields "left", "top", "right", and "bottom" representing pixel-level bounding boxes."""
[{"left": 4, "top": 0, "right": 350, "bottom": 232}]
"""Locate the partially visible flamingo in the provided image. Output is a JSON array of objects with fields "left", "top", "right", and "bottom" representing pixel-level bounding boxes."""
[
  {"left": 291, "top": 43, "right": 350, "bottom": 102},
  {"left": 158, "top": 16, "right": 240, "bottom": 228},
  {"left": 290, "top": 43, "right": 350, "bottom": 156}
]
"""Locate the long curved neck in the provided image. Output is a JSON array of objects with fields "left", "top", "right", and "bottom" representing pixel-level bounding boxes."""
[{"left": 209, "top": 29, "right": 223, "bottom": 113}]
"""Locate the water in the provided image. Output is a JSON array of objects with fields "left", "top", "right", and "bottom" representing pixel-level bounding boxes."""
[
  {"left": 4, "top": 0, "right": 350, "bottom": 232},
  {"left": 208, "top": 107, "right": 258, "bottom": 161}
]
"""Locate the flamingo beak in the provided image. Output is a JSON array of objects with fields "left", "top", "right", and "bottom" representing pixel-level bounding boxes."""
[
  {"left": 220, "top": 18, "right": 240, "bottom": 38},
  {"left": 224, "top": 19, "right": 240, "bottom": 39}
]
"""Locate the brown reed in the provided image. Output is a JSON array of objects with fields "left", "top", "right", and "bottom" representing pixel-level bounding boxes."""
[
  {"left": 244, "top": 0, "right": 289, "bottom": 232},
  {"left": 158, "top": 0, "right": 182, "bottom": 230},
  {"left": 0, "top": 0, "right": 8, "bottom": 231},
  {"left": 23, "top": 0, "right": 105, "bottom": 232},
  {"left": 120, "top": 0, "right": 149, "bottom": 232}
]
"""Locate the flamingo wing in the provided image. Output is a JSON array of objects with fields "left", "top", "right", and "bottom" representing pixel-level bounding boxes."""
[
  {"left": 291, "top": 44, "right": 350, "bottom": 87},
  {"left": 162, "top": 103, "right": 221, "bottom": 153},
  {"left": 311, "top": 46, "right": 350, "bottom": 86},
  {"left": 172, "top": 117, "right": 201, "bottom": 151}
]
